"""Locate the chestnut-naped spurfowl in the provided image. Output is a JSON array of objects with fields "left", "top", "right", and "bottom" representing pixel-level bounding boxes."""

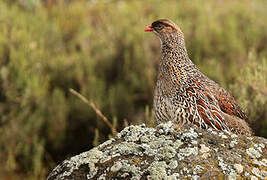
[{"left": 145, "top": 19, "right": 252, "bottom": 135}]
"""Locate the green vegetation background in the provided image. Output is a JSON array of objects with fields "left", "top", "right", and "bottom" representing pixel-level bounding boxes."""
[{"left": 0, "top": 0, "right": 266, "bottom": 179}]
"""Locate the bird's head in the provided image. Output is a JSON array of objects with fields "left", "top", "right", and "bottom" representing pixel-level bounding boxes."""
[
  {"left": 144, "top": 19, "right": 183, "bottom": 40},
  {"left": 145, "top": 19, "right": 187, "bottom": 51}
]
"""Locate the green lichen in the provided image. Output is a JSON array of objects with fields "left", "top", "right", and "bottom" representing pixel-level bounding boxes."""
[
  {"left": 48, "top": 122, "right": 267, "bottom": 180},
  {"left": 148, "top": 161, "right": 168, "bottom": 179}
]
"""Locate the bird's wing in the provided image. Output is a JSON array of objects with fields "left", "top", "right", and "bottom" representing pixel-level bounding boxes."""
[
  {"left": 188, "top": 67, "right": 249, "bottom": 121},
  {"left": 206, "top": 82, "right": 248, "bottom": 121},
  {"left": 184, "top": 81, "right": 251, "bottom": 135},
  {"left": 186, "top": 81, "right": 229, "bottom": 131}
]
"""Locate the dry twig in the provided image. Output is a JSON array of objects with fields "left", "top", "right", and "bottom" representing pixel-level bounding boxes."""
[{"left": 69, "top": 88, "right": 117, "bottom": 136}]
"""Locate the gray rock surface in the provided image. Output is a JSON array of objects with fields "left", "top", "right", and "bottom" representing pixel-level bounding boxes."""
[{"left": 47, "top": 122, "right": 267, "bottom": 180}]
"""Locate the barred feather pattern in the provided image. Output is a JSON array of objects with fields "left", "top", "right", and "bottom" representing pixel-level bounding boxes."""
[{"left": 152, "top": 20, "right": 252, "bottom": 135}]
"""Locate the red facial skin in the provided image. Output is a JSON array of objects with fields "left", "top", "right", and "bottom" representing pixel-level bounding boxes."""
[{"left": 144, "top": 25, "right": 153, "bottom": 32}]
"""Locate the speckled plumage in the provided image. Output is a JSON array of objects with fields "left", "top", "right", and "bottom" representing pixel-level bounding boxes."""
[{"left": 146, "top": 19, "right": 252, "bottom": 135}]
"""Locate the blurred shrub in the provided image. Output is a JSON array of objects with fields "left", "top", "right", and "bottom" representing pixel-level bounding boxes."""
[
  {"left": 0, "top": 0, "right": 266, "bottom": 179},
  {"left": 231, "top": 52, "right": 267, "bottom": 136}
]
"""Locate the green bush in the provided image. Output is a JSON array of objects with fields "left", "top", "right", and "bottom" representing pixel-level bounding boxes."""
[
  {"left": 0, "top": 0, "right": 266, "bottom": 179},
  {"left": 231, "top": 52, "right": 267, "bottom": 136}
]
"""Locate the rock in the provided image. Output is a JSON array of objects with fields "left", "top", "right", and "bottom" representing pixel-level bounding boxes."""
[{"left": 47, "top": 122, "right": 267, "bottom": 180}]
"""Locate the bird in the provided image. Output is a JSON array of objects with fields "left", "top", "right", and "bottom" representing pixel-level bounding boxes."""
[{"left": 144, "top": 19, "right": 252, "bottom": 135}]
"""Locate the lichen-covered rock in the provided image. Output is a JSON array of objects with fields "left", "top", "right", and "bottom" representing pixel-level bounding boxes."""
[{"left": 47, "top": 122, "right": 267, "bottom": 180}]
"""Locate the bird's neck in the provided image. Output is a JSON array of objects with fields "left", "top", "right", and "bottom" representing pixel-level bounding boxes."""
[
  {"left": 157, "top": 33, "right": 199, "bottom": 86},
  {"left": 161, "top": 33, "right": 186, "bottom": 51},
  {"left": 160, "top": 33, "right": 193, "bottom": 66}
]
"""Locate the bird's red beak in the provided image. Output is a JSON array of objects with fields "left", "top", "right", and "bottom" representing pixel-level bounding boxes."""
[{"left": 144, "top": 25, "right": 153, "bottom": 32}]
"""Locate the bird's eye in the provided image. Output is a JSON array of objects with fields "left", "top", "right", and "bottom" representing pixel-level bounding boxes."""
[
  {"left": 157, "top": 24, "right": 163, "bottom": 29},
  {"left": 155, "top": 23, "right": 164, "bottom": 31},
  {"left": 152, "top": 21, "right": 164, "bottom": 30}
]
